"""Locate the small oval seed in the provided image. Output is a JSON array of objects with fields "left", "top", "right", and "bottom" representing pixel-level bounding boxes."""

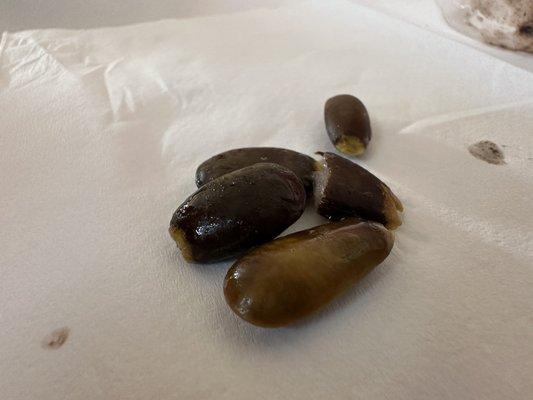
[
  {"left": 170, "top": 163, "right": 306, "bottom": 263},
  {"left": 195, "top": 147, "right": 316, "bottom": 195},
  {"left": 325, "top": 94, "right": 371, "bottom": 156},
  {"left": 314, "top": 152, "right": 403, "bottom": 229},
  {"left": 224, "top": 218, "right": 394, "bottom": 327}
]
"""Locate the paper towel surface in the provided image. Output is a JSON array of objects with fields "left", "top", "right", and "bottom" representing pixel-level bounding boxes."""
[{"left": 1, "top": 1, "right": 532, "bottom": 399}]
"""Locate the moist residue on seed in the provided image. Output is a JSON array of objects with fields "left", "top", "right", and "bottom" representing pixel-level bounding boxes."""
[
  {"left": 42, "top": 327, "right": 70, "bottom": 349},
  {"left": 468, "top": 140, "right": 505, "bottom": 165}
]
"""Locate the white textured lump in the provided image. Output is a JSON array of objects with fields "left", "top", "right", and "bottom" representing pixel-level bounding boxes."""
[{"left": 465, "top": 0, "right": 533, "bottom": 52}]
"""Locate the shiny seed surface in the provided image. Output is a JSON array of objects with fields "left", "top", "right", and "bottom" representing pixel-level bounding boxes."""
[
  {"left": 314, "top": 152, "right": 403, "bottom": 229},
  {"left": 325, "top": 94, "right": 371, "bottom": 156},
  {"left": 224, "top": 218, "right": 394, "bottom": 327},
  {"left": 170, "top": 163, "right": 306, "bottom": 263},
  {"left": 196, "top": 147, "right": 316, "bottom": 195}
]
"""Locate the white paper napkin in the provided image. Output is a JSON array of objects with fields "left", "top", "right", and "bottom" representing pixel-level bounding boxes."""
[{"left": 1, "top": 1, "right": 532, "bottom": 399}]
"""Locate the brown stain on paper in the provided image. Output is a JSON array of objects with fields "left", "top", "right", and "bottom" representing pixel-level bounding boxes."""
[
  {"left": 468, "top": 140, "right": 505, "bottom": 165},
  {"left": 42, "top": 327, "right": 70, "bottom": 349}
]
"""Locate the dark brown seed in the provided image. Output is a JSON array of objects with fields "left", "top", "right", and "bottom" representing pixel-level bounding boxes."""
[
  {"left": 195, "top": 147, "right": 316, "bottom": 195},
  {"left": 314, "top": 152, "right": 403, "bottom": 229},
  {"left": 170, "top": 163, "right": 306, "bottom": 263},
  {"left": 325, "top": 94, "right": 371, "bottom": 156},
  {"left": 224, "top": 218, "right": 394, "bottom": 327}
]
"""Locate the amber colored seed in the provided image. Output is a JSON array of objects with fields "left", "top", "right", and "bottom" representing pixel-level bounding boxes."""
[{"left": 224, "top": 218, "right": 394, "bottom": 327}]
